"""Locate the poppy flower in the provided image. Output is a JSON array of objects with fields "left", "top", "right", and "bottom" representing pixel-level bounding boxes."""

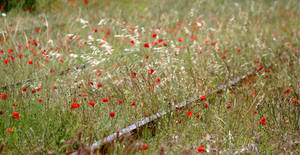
[
  {"left": 149, "top": 69, "right": 154, "bottom": 74},
  {"left": 88, "top": 102, "right": 95, "bottom": 107},
  {"left": 156, "top": 78, "right": 160, "bottom": 83},
  {"left": 152, "top": 33, "right": 157, "bottom": 38},
  {"left": 259, "top": 118, "right": 266, "bottom": 125},
  {"left": 97, "top": 83, "right": 102, "bottom": 88},
  {"left": 200, "top": 95, "right": 206, "bottom": 101},
  {"left": 70, "top": 103, "right": 80, "bottom": 110},
  {"left": 227, "top": 104, "right": 231, "bottom": 109},
  {"left": 0, "top": 110, "right": 4, "bottom": 115},
  {"left": 110, "top": 112, "right": 115, "bottom": 117},
  {"left": 118, "top": 100, "right": 123, "bottom": 104},
  {"left": 103, "top": 98, "right": 108, "bottom": 103},
  {"left": 253, "top": 110, "right": 257, "bottom": 115},
  {"left": 204, "top": 103, "right": 208, "bottom": 108},
  {"left": 256, "top": 65, "right": 263, "bottom": 71},
  {"left": 132, "top": 72, "right": 136, "bottom": 79},
  {"left": 187, "top": 111, "right": 192, "bottom": 116},
  {"left": 22, "top": 87, "right": 27, "bottom": 92},
  {"left": 196, "top": 146, "right": 206, "bottom": 152},
  {"left": 294, "top": 98, "right": 297, "bottom": 104},
  {"left": 38, "top": 99, "right": 43, "bottom": 103},
  {"left": 1, "top": 93, "right": 6, "bottom": 100},
  {"left": 284, "top": 89, "right": 290, "bottom": 94},
  {"left": 144, "top": 43, "right": 150, "bottom": 48},
  {"left": 28, "top": 60, "right": 33, "bottom": 64},
  {"left": 6, "top": 128, "right": 13, "bottom": 133},
  {"left": 12, "top": 112, "right": 20, "bottom": 119},
  {"left": 178, "top": 38, "right": 183, "bottom": 42},
  {"left": 131, "top": 101, "right": 135, "bottom": 106},
  {"left": 140, "top": 144, "right": 148, "bottom": 150},
  {"left": 196, "top": 114, "right": 200, "bottom": 118}
]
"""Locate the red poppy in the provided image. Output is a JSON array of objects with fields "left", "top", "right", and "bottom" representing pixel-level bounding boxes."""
[
  {"left": 132, "top": 72, "right": 136, "bottom": 79},
  {"left": 178, "top": 38, "right": 183, "bottom": 42},
  {"left": 103, "top": 98, "right": 108, "bottom": 103},
  {"left": 156, "top": 78, "right": 160, "bottom": 83},
  {"left": 1, "top": 93, "right": 6, "bottom": 100},
  {"left": 97, "top": 83, "right": 102, "bottom": 88},
  {"left": 28, "top": 60, "right": 33, "bottom": 64},
  {"left": 38, "top": 99, "right": 43, "bottom": 103},
  {"left": 227, "top": 104, "right": 231, "bottom": 109},
  {"left": 152, "top": 33, "right": 157, "bottom": 38},
  {"left": 284, "top": 89, "right": 290, "bottom": 94},
  {"left": 294, "top": 98, "right": 297, "bottom": 105},
  {"left": 253, "top": 110, "right": 257, "bottom": 115},
  {"left": 256, "top": 65, "right": 263, "bottom": 71},
  {"left": 12, "top": 112, "right": 20, "bottom": 119},
  {"left": 259, "top": 118, "right": 266, "bottom": 125},
  {"left": 149, "top": 69, "right": 154, "bottom": 74},
  {"left": 87, "top": 81, "right": 93, "bottom": 85},
  {"left": 204, "top": 103, "right": 208, "bottom": 108},
  {"left": 131, "top": 101, "right": 135, "bottom": 106},
  {"left": 6, "top": 128, "right": 13, "bottom": 133},
  {"left": 0, "top": 110, "right": 4, "bottom": 115},
  {"left": 130, "top": 40, "right": 134, "bottom": 44},
  {"left": 196, "top": 146, "right": 206, "bottom": 152},
  {"left": 84, "top": 0, "right": 88, "bottom": 4},
  {"left": 110, "top": 112, "right": 115, "bottom": 117},
  {"left": 22, "top": 87, "right": 27, "bottom": 92},
  {"left": 144, "top": 43, "right": 150, "bottom": 48},
  {"left": 200, "top": 95, "right": 206, "bottom": 101},
  {"left": 88, "top": 102, "right": 95, "bottom": 107},
  {"left": 140, "top": 144, "right": 148, "bottom": 150},
  {"left": 196, "top": 114, "right": 200, "bottom": 118},
  {"left": 118, "top": 100, "right": 123, "bottom": 104},
  {"left": 70, "top": 103, "right": 80, "bottom": 110},
  {"left": 187, "top": 111, "right": 192, "bottom": 116}
]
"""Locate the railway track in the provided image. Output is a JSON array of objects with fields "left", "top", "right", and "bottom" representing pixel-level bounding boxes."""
[{"left": 71, "top": 63, "right": 272, "bottom": 154}]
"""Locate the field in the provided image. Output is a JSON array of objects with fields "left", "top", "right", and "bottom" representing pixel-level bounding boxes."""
[{"left": 0, "top": 0, "right": 299, "bottom": 154}]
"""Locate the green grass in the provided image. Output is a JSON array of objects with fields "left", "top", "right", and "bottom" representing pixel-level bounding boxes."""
[{"left": 0, "top": 0, "right": 299, "bottom": 154}]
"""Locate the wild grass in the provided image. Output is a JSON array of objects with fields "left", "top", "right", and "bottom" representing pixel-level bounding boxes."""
[{"left": 0, "top": 0, "right": 299, "bottom": 154}]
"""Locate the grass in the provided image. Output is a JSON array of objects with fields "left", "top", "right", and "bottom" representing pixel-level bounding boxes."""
[{"left": 0, "top": 0, "right": 299, "bottom": 154}]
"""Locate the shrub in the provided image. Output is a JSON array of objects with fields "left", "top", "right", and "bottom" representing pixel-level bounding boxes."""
[{"left": 0, "top": 0, "right": 36, "bottom": 12}]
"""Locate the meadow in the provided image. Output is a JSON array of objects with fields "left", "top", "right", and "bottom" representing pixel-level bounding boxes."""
[{"left": 0, "top": 0, "right": 299, "bottom": 154}]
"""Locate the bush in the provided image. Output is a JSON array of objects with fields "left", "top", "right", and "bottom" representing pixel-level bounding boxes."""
[{"left": 0, "top": 0, "right": 36, "bottom": 12}]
